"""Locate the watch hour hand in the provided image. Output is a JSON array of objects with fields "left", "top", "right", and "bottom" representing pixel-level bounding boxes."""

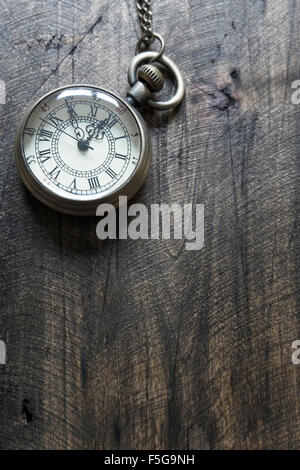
[
  {"left": 65, "top": 99, "right": 77, "bottom": 121},
  {"left": 65, "top": 100, "right": 85, "bottom": 138},
  {"left": 86, "top": 120, "right": 106, "bottom": 142},
  {"left": 74, "top": 127, "right": 85, "bottom": 141}
]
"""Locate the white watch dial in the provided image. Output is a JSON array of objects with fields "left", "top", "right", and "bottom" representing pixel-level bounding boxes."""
[{"left": 21, "top": 86, "right": 143, "bottom": 202}]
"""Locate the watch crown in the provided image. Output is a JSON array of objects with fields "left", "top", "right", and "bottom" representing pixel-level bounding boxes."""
[{"left": 137, "top": 64, "right": 164, "bottom": 92}]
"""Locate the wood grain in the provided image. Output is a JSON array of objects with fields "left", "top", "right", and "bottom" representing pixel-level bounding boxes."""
[{"left": 0, "top": 0, "right": 299, "bottom": 450}]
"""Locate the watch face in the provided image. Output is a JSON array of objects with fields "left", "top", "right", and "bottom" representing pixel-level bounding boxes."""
[{"left": 18, "top": 85, "right": 145, "bottom": 208}]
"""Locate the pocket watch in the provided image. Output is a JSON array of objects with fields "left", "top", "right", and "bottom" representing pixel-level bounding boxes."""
[{"left": 14, "top": 2, "right": 185, "bottom": 216}]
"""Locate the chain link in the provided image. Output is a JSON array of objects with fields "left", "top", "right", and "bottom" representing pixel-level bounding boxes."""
[
  {"left": 130, "top": 1, "right": 185, "bottom": 110},
  {"left": 136, "top": 0, "right": 154, "bottom": 47},
  {"left": 135, "top": 1, "right": 165, "bottom": 62}
]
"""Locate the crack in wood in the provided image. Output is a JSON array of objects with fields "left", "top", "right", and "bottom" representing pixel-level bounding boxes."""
[{"left": 22, "top": 399, "right": 33, "bottom": 427}]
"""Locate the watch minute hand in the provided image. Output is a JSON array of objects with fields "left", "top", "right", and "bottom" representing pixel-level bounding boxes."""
[{"left": 38, "top": 118, "right": 94, "bottom": 150}]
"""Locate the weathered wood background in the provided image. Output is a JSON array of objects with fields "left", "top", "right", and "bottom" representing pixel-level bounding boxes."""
[{"left": 0, "top": 0, "right": 299, "bottom": 450}]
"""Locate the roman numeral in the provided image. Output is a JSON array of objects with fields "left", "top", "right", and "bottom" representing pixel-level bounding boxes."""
[
  {"left": 115, "top": 153, "right": 127, "bottom": 160},
  {"left": 69, "top": 178, "right": 77, "bottom": 189},
  {"left": 65, "top": 99, "right": 77, "bottom": 118},
  {"left": 48, "top": 116, "right": 63, "bottom": 128},
  {"left": 49, "top": 166, "right": 61, "bottom": 180},
  {"left": 88, "top": 177, "right": 100, "bottom": 189},
  {"left": 39, "top": 129, "right": 53, "bottom": 142},
  {"left": 106, "top": 168, "right": 117, "bottom": 179},
  {"left": 88, "top": 104, "right": 98, "bottom": 117},
  {"left": 104, "top": 113, "right": 117, "bottom": 129},
  {"left": 39, "top": 148, "right": 52, "bottom": 163}
]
